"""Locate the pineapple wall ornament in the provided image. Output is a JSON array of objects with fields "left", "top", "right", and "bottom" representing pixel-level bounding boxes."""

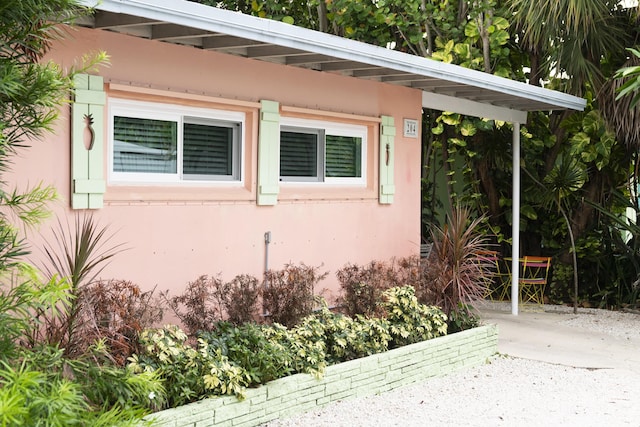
[{"left": 83, "top": 113, "right": 95, "bottom": 150}]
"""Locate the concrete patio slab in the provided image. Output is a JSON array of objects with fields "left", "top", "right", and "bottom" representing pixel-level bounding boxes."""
[{"left": 479, "top": 307, "right": 640, "bottom": 374}]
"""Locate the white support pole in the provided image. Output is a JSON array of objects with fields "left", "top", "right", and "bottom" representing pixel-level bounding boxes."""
[{"left": 511, "top": 123, "right": 520, "bottom": 315}]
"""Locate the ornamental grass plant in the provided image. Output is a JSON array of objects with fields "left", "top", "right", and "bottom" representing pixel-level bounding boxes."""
[{"left": 418, "top": 207, "right": 494, "bottom": 320}]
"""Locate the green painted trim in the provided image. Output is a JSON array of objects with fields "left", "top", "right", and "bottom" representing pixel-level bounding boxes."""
[
  {"left": 74, "top": 179, "right": 106, "bottom": 194},
  {"left": 257, "top": 100, "right": 280, "bottom": 206},
  {"left": 259, "top": 185, "right": 279, "bottom": 195},
  {"left": 381, "top": 184, "right": 395, "bottom": 195},
  {"left": 71, "top": 74, "right": 105, "bottom": 209},
  {"left": 74, "top": 89, "right": 106, "bottom": 105},
  {"left": 379, "top": 115, "right": 396, "bottom": 204}
]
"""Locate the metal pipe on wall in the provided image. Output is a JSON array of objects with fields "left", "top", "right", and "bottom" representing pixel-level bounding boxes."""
[{"left": 263, "top": 231, "right": 271, "bottom": 316}]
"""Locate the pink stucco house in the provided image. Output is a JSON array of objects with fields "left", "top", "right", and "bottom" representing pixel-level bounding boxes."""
[{"left": 12, "top": 0, "right": 584, "bottom": 308}]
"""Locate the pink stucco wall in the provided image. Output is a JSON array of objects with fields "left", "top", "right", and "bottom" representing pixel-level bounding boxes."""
[{"left": 9, "top": 26, "right": 423, "bottom": 305}]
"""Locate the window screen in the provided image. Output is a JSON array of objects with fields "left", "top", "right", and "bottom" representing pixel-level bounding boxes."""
[
  {"left": 113, "top": 116, "right": 177, "bottom": 174},
  {"left": 280, "top": 130, "right": 320, "bottom": 179},
  {"left": 326, "top": 135, "right": 362, "bottom": 178},
  {"left": 183, "top": 121, "right": 235, "bottom": 178}
]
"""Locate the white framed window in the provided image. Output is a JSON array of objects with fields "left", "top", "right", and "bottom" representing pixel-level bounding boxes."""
[
  {"left": 108, "top": 99, "right": 244, "bottom": 183},
  {"left": 279, "top": 117, "right": 367, "bottom": 185}
]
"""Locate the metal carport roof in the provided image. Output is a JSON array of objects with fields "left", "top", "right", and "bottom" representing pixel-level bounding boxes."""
[{"left": 78, "top": 0, "right": 586, "bottom": 123}]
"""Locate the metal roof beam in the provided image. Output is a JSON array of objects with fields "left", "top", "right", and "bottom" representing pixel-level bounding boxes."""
[
  {"left": 93, "top": 10, "right": 159, "bottom": 29},
  {"left": 412, "top": 81, "right": 466, "bottom": 90},
  {"left": 151, "top": 23, "right": 212, "bottom": 40},
  {"left": 202, "top": 35, "right": 265, "bottom": 50},
  {"left": 352, "top": 68, "right": 411, "bottom": 78},
  {"left": 380, "top": 74, "right": 435, "bottom": 83},
  {"left": 246, "top": 45, "right": 308, "bottom": 58},
  {"left": 319, "top": 61, "right": 381, "bottom": 72},
  {"left": 285, "top": 54, "right": 342, "bottom": 65},
  {"left": 423, "top": 91, "right": 528, "bottom": 124}
]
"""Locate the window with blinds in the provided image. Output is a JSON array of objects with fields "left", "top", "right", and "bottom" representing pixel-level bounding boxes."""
[
  {"left": 183, "top": 119, "right": 238, "bottom": 180},
  {"left": 279, "top": 121, "right": 365, "bottom": 184},
  {"left": 109, "top": 99, "right": 243, "bottom": 183},
  {"left": 113, "top": 117, "right": 177, "bottom": 174},
  {"left": 326, "top": 135, "right": 362, "bottom": 178},
  {"left": 280, "top": 128, "right": 321, "bottom": 181}
]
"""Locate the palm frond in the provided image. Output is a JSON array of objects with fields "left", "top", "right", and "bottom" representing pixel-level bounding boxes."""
[
  {"left": 601, "top": 48, "right": 640, "bottom": 149},
  {"left": 510, "top": 0, "right": 627, "bottom": 95}
]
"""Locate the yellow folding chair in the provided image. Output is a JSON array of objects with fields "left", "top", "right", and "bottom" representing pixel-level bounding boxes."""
[
  {"left": 475, "top": 250, "right": 506, "bottom": 301},
  {"left": 495, "top": 258, "right": 512, "bottom": 301},
  {"left": 519, "top": 256, "right": 552, "bottom": 305}
]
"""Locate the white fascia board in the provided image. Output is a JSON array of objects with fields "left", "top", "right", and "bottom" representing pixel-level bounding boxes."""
[
  {"left": 81, "top": 0, "right": 586, "bottom": 113},
  {"left": 423, "top": 91, "right": 528, "bottom": 123}
]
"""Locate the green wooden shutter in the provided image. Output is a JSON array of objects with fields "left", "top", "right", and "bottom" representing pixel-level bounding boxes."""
[
  {"left": 379, "top": 115, "right": 395, "bottom": 204},
  {"left": 72, "top": 74, "right": 106, "bottom": 209},
  {"left": 257, "top": 100, "right": 280, "bottom": 205}
]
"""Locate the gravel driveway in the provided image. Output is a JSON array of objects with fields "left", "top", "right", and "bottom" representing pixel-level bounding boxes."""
[{"left": 262, "top": 304, "right": 640, "bottom": 427}]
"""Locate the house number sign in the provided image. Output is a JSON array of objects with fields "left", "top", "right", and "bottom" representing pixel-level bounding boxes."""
[{"left": 403, "top": 118, "right": 418, "bottom": 138}]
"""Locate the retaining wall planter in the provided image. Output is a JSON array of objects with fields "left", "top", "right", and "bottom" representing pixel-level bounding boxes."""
[{"left": 146, "top": 324, "right": 498, "bottom": 427}]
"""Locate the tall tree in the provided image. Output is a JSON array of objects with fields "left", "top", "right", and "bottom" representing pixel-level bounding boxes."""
[{"left": 509, "top": 0, "right": 628, "bottom": 94}]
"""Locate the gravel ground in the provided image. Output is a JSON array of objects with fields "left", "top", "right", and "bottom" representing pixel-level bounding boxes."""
[{"left": 262, "top": 304, "right": 640, "bottom": 427}]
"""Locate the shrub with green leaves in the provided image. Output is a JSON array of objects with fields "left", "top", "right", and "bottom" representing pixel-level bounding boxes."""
[
  {"left": 0, "top": 340, "right": 162, "bottom": 427},
  {"left": 293, "top": 306, "right": 391, "bottom": 364},
  {"left": 0, "top": 267, "right": 162, "bottom": 425},
  {"left": 382, "top": 286, "right": 448, "bottom": 348},
  {"left": 128, "top": 325, "right": 248, "bottom": 408},
  {"left": 447, "top": 302, "right": 480, "bottom": 333},
  {"left": 199, "top": 322, "right": 293, "bottom": 386},
  {"left": 262, "top": 323, "right": 327, "bottom": 378},
  {"left": 0, "top": 360, "right": 153, "bottom": 427},
  {"left": 0, "top": 269, "right": 71, "bottom": 360},
  {"left": 350, "top": 315, "right": 392, "bottom": 358},
  {"left": 125, "top": 288, "right": 452, "bottom": 410}
]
